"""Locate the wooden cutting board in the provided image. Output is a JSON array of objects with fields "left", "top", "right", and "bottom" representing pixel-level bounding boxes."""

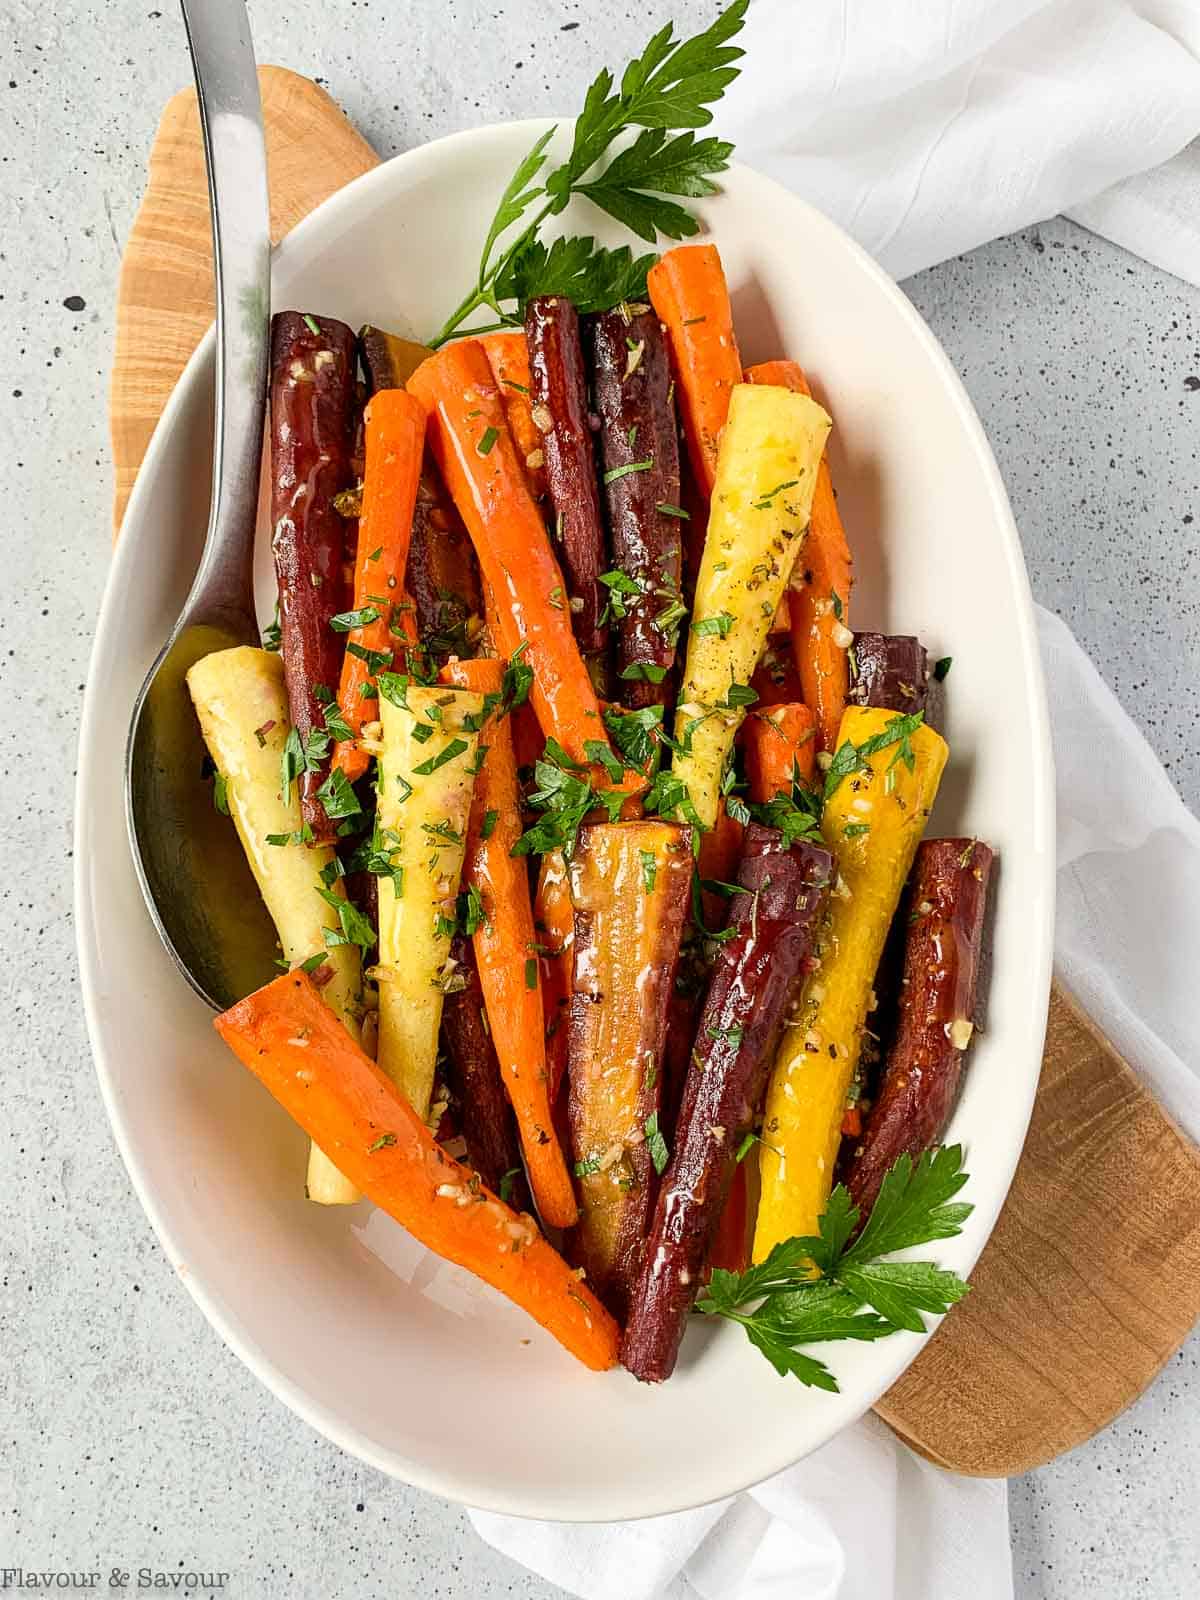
[{"left": 110, "top": 67, "right": 1200, "bottom": 1476}]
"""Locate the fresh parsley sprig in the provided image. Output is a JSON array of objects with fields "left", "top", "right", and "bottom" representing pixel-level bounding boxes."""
[
  {"left": 696, "top": 1145, "right": 973, "bottom": 1390},
  {"left": 429, "top": 3, "right": 747, "bottom": 346}
]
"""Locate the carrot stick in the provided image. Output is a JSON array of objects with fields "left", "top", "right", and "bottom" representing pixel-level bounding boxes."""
[
  {"left": 707, "top": 1158, "right": 752, "bottom": 1276},
  {"left": 441, "top": 657, "right": 578, "bottom": 1230},
  {"left": 705, "top": 705, "right": 813, "bottom": 1265},
  {"left": 332, "top": 389, "right": 426, "bottom": 781},
  {"left": 749, "top": 638, "right": 805, "bottom": 707},
  {"left": 647, "top": 244, "right": 742, "bottom": 500},
  {"left": 407, "top": 341, "right": 607, "bottom": 764},
  {"left": 743, "top": 702, "right": 817, "bottom": 800},
  {"left": 480, "top": 331, "right": 548, "bottom": 504},
  {"left": 215, "top": 973, "right": 617, "bottom": 1371},
  {"left": 534, "top": 851, "right": 574, "bottom": 1107},
  {"left": 745, "top": 360, "right": 854, "bottom": 753}
]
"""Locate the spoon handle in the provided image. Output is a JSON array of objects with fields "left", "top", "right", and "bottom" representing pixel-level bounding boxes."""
[{"left": 179, "top": 0, "right": 271, "bottom": 626}]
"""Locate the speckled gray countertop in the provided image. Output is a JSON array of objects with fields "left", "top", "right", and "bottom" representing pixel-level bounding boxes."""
[{"left": 2, "top": 3, "right": 1198, "bottom": 1596}]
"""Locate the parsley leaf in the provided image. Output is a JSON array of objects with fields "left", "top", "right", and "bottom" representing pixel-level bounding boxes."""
[
  {"left": 330, "top": 605, "right": 382, "bottom": 632},
  {"left": 495, "top": 235, "right": 657, "bottom": 316},
  {"left": 823, "top": 711, "right": 925, "bottom": 802},
  {"left": 315, "top": 766, "right": 362, "bottom": 820},
  {"left": 575, "top": 130, "right": 734, "bottom": 243},
  {"left": 643, "top": 1111, "right": 669, "bottom": 1176},
  {"left": 412, "top": 738, "right": 469, "bottom": 776},
  {"left": 604, "top": 703, "right": 663, "bottom": 774},
  {"left": 316, "top": 882, "right": 377, "bottom": 950},
  {"left": 691, "top": 610, "right": 734, "bottom": 638},
  {"left": 430, "top": 3, "right": 747, "bottom": 343},
  {"left": 696, "top": 1146, "right": 973, "bottom": 1390}
]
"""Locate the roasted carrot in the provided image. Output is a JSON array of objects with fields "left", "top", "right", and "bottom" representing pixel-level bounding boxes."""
[
  {"left": 407, "top": 341, "right": 607, "bottom": 764},
  {"left": 481, "top": 331, "right": 548, "bottom": 504},
  {"left": 269, "top": 312, "right": 358, "bottom": 842},
  {"left": 706, "top": 1160, "right": 751, "bottom": 1274},
  {"left": 661, "top": 797, "right": 745, "bottom": 1133},
  {"left": 749, "top": 638, "right": 804, "bottom": 707},
  {"left": 215, "top": 973, "right": 618, "bottom": 1371},
  {"left": 647, "top": 244, "right": 742, "bottom": 499},
  {"left": 441, "top": 657, "right": 578, "bottom": 1230},
  {"left": 568, "top": 819, "right": 693, "bottom": 1321},
  {"left": 440, "top": 932, "right": 530, "bottom": 1212},
  {"left": 745, "top": 360, "right": 854, "bottom": 753},
  {"left": 743, "top": 702, "right": 816, "bottom": 800},
  {"left": 702, "top": 705, "right": 813, "bottom": 1261},
  {"left": 332, "top": 389, "right": 425, "bottom": 781},
  {"left": 534, "top": 851, "right": 574, "bottom": 1106},
  {"left": 525, "top": 296, "right": 609, "bottom": 686}
]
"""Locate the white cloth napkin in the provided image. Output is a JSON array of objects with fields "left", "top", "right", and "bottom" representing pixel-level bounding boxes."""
[
  {"left": 717, "top": 0, "right": 1200, "bottom": 285},
  {"left": 470, "top": 3, "right": 1200, "bottom": 1592}
]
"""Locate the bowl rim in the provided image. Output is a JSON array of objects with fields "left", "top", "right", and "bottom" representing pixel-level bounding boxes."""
[{"left": 76, "top": 117, "right": 1055, "bottom": 1520}]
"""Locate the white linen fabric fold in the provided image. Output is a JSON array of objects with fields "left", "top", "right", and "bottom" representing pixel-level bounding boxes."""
[
  {"left": 469, "top": 3, "right": 1200, "bottom": 1591},
  {"left": 469, "top": 605, "right": 1200, "bottom": 1595},
  {"left": 717, "top": 0, "right": 1200, "bottom": 283}
]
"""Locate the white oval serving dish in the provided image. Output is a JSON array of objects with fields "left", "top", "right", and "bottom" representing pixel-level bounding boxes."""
[{"left": 76, "top": 121, "right": 1054, "bottom": 1520}]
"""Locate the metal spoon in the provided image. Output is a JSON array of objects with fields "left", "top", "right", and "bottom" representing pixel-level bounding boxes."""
[{"left": 125, "top": 0, "right": 279, "bottom": 1011}]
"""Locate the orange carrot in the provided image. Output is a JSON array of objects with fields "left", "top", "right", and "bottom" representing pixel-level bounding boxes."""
[
  {"left": 697, "top": 798, "right": 745, "bottom": 926},
  {"left": 408, "top": 341, "right": 607, "bottom": 764},
  {"left": 480, "top": 331, "right": 548, "bottom": 503},
  {"left": 647, "top": 244, "right": 742, "bottom": 499},
  {"left": 215, "top": 973, "right": 617, "bottom": 1371},
  {"left": 534, "top": 851, "right": 574, "bottom": 1106},
  {"left": 333, "top": 389, "right": 425, "bottom": 781},
  {"left": 743, "top": 702, "right": 817, "bottom": 800},
  {"left": 745, "top": 359, "right": 854, "bottom": 753},
  {"left": 749, "top": 638, "right": 805, "bottom": 707},
  {"left": 841, "top": 1105, "right": 863, "bottom": 1139},
  {"left": 441, "top": 657, "right": 578, "bottom": 1230}
]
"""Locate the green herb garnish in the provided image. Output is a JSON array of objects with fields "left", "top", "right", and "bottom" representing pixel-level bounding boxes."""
[
  {"left": 315, "top": 766, "right": 362, "bottom": 820},
  {"left": 697, "top": 1146, "right": 973, "bottom": 1390},
  {"left": 643, "top": 1111, "right": 669, "bottom": 1176},
  {"left": 823, "top": 712, "right": 925, "bottom": 802},
  {"left": 640, "top": 848, "right": 657, "bottom": 893},
  {"left": 603, "top": 458, "right": 654, "bottom": 485},
  {"left": 330, "top": 605, "right": 382, "bottom": 632},
  {"left": 691, "top": 611, "right": 734, "bottom": 638},
  {"left": 429, "top": 4, "right": 746, "bottom": 345},
  {"left": 412, "top": 738, "right": 469, "bottom": 776}
]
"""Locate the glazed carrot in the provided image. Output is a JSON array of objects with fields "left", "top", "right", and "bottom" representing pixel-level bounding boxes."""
[
  {"left": 215, "top": 973, "right": 618, "bottom": 1371},
  {"left": 534, "top": 851, "right": 574, "bottom": 1106},
  {"left": 407, "top": 341, "right": 607, "bottom": 764},
  {"left": 749, "top": 637, "right": 804, "bottom": 707},
  {"left": 702, "top": 707, "right": 813, "bottom": 1261},
  {"left": 661, "top": 797, "right": 745, "bottom": 1133},
  {"left": 743, "top": 702, "right": 816, "bottom": 800},
  {"left": 647, "top": 244, "right": 742, "bottom": 499},
  {"left": 745, "top": 360, "right": 854, "bottom": 753},
  {"left": 333, "top": 389, "right": 426, "bottom": 781},
  {"left": 568, "top": 820, "right": 694, "bottom": 1321},
  {"left": 703, "top": 703, "right": 813, "bottom": 1255},
  {"left": 441, "top": 657, "right": 578, "bottom": 1230},
  {"left": 480, "top": 331, "right": 548, "bottom": 503},
  {"left": 707, "top": 1158, "right": 752, "bottom": 1275}
]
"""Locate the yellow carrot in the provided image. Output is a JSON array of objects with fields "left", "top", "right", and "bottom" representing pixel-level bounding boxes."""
[{"left": 753, "top": 707, "right": 948, "bottom": 1259}]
